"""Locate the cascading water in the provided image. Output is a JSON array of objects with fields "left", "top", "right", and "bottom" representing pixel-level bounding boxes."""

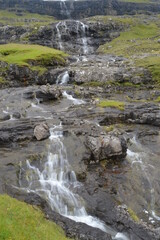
[
  {"left": 55, "top": 22, "right": 63, "bottom": 50},
  {"left": 23, "top": 124, "right": 129, "bottom": 240},
  {"left": 127, "top": 136, "right": 160, "bottom": 223},
  {"left": 76, "top": 21, "right": 89, "bottom": 54},
  {"left": 62, "top": 91, "right": 85, "bottom": 105},
  {"left": 56, "top": 71, "right": 69, "bottom": 85}
]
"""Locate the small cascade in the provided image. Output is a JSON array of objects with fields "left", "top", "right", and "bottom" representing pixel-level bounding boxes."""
[
  {"left": 22, "top": 124, "right": 128, "bottom": 240},
  {"left": 62, "top": 91, "right": 85, "bottom": 105},
  {"left": 56, "top": 71, "right": 69, "bottom": 85},
  {"left": 60, "top": 1, "right": 71, "bottom": 19},
  {"left": 127, "top": 136, "right": 160, "bottom": 223},
  {"left": 55, "top": 22, "right": 63, "bottom": 50},
  {"left": 76, "top": 21, "right": 89, "bottom": 54}
]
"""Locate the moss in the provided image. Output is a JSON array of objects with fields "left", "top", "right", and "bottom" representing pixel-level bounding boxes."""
[
  {"left": 103, "top": 125, "right": 115, "bottom": 132},
  {"left": 0, "top": 76, "right": 7, "bottom": 84},
  {"left": 127, "top": 207, "right": 140, "bottom": 222},
  {"left": 98, "top": 18, "right": 160, "bottom": 85},
  {"left": 0, "top": 194, "right": 71, "bottom": 240},
  {"left": 97, "top": 100, "right": 125, "bottom": 111},
  {"left": 0, "top": 44, "right": 68, "bottom": 75},
  {"left": 155, "top": 96, "right": 160, "bottom": 102}
]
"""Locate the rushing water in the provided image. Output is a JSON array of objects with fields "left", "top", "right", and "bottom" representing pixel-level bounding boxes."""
[
  {"left": 127, "top": 136, "right": 160, "bottom": 223},
  {"left": 56, "top": 71, "right": 69, "bottom": 85},
  {"left": 54, "top": 20, "right": 90, "bottom": 54},
  {"left": 62, "top": 90, "right": 85, "bottom": 105},
  {"left": 23, "top": 123, "right": 129, "bottom": 240}
]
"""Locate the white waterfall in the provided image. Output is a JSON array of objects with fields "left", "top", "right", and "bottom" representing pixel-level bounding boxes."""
[
  {"left": 55, "top": 22, "right": 63, "bottom": 50},
  {"left": 76, "top": 21, "right": 89, "bottom": 54},
  {"left": 24, "top": 124, "right": 129, "bottom": 240},
  {"left": 56, "top": 71, "right": 69, "bottom": 85},
  {"left": 62, "top": 90, "right": 85, "bottom": 105},
  {"left": 127, "top": 136, "right": 160, "bottom": 222}
]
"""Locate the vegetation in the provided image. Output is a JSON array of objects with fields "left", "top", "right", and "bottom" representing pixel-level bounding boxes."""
[
  {"left": 0, "top": 44, "right": 68, "bottom": 73},
  {"left": 0, "top": 194, "right": 70, "bottom": 240},
  {"left": 97, "top": 100, "right": 125, "bottom": 110},
  {"left": 87, "top": 15, "right": 135, "bottom": 26},
  {"left": 0, "top": 10, "right": 56, "bottom": 27},
  {"left": 127, "top": 207, "right": 140, "bottom": 222},
  {"left": 98, "top": 16, "right": 160, "bottom": 84}
]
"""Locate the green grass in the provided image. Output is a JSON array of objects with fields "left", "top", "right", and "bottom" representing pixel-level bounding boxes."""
[
  {"left": 0, "top": 10, "right": 56, "bottom": 27},
  {"left": 0, "top": 44, "right": 68, "bottom": 73},
  {"left": 127, "top": 208, "right": 140, "bottom": 222},
  {"left": 87, "top": 15, "right": 135, "bottom": 26},
  {"left": 99, "top": 19, "right": 160, "bottom": 84},
  {"left": 155, "top": 96, "right": 160, "bottom": 102},
  {"left": 97, "top": 100, "right": 125, "bottom": 110},
  {"left": 0, "top": 195, "right": 70, "bottom": 240}
]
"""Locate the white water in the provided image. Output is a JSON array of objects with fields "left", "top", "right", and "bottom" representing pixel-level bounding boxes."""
[
  {"left": 56, "top": 71, "right": 69, "bottom": 85},
  {"left": 127, "top": 136, "right": 160, "bottom": 222},
  {"left": 76, "top": 21, "right": 89, "bottom": 54},
  {"left": 62, "top": 91, "right": 85, "bottom": 105},
  {"left": 24, "top": 124, "right": 128, "bottom": 239},
  {"left": 55, "top": 22, "right": 63, "bottom": 50}
]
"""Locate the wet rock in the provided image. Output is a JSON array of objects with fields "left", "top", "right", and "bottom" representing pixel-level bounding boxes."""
[
  {"left": 0, "top": 118, "right": 44, "bottom": 147},
  {"left": 35, "top": 86, "right": 62, "bottom": 102},
  {"left": 0, "top": 113, "right": 10, "bottom": 121},
  {"left": 12, "top": 112, "right": 21, "bottom": 119},
  {"left": 86, "top": 135, "right": 127, "bottom": 163},
  {"left": 34, "top": 123, "right": 50, "bottom": 141}
]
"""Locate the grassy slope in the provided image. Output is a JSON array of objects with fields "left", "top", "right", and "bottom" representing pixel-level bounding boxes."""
[
  {"left": 0, "top": 10, "right": 56, "bottom": 27},
  {"left": 98, "top": 15, "right": 160, "bottom": 84},
  {"left": 0, "top": 44, "right": 68, "bottom": 73},
  {"left": 0, "top": 195, "right": 70, "bottom": 240}
]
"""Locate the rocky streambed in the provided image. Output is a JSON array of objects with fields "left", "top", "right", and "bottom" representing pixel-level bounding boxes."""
[{"left": 0, "top": 14, "right": 160, "bottom": 240}]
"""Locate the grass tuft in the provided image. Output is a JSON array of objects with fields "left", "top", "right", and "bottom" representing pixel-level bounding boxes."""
[
  {"left": 97, "top": 100, "right": 125, "bottom": 110},
  {"left": 0, "top": 194, "right": 70, "bottom": 240}
]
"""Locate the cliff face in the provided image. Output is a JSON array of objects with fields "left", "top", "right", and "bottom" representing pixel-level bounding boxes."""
[{"left": 0, "top": 0, "right": 160, "bottom": 19}]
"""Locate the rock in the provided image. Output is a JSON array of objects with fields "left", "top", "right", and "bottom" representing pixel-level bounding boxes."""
[
  {"left": 0, "top": 113, "right": 10, "bottom": 121},
  {"left": 34, "top": 123, "right": 50, "bottom": 141},
  {"left": 86, "top": 135, "right": 127, "bottom": 163},
  {"left": 0, "top": 118, "right": 40, "bottom": 147},
  {"left": 36, "top": 86, "right": 62, "bottom": 102},
  {"left": 12, "top": 112, "right": 21, "bottom": 119}
]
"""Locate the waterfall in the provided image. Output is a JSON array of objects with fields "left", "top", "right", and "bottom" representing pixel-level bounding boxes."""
[
  {"left": 76, "top": 21, "right": 89, "bottom": 54},
  {"left": 55, "top": 22, "right": 63, "bottom": 50},
  {"left": 56, "top": 71, "right": 69, "bottom": 85},
  {"left": 62, "top": 90, "right": 85, "bottom": 105},
  {"left": 60, "top": 1, "right": 71, "bottom": 19},
  {"left": 127, "top": 136, "right": 160, "bottom": 222},
  {"left": 23, "top": 124, "right": 129, "bottom": 240}
]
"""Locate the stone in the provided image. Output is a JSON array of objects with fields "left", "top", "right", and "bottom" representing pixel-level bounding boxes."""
[
  {"left": 35, "top": 86, "right": 62, "bottom": 102},
  {"left": 34, "top": 123, "right": 50, "bottom": 141},
  {"left": 0, "top": 113, "right": 10, "bottom": 121},
  {"left": 12, "top": 112, "right": 21, "bottom": 119},
  {"left": 86, "top": 135, "right": 127, "bottom": 163}
]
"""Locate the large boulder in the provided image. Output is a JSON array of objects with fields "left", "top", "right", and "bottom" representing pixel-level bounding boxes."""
[
  {"left": 86, "top": 135, "right": 127, "bottom": 163},
  {"left": 34, "top": 123, "right": 50, "bottom": 141}
]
